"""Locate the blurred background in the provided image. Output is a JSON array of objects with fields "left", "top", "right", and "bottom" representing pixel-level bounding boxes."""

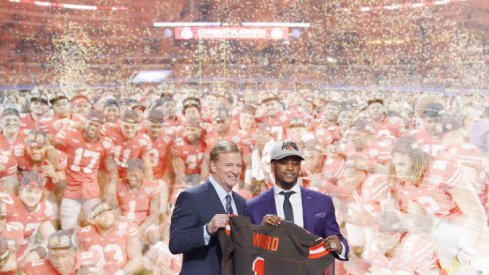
[{"left": 0, "top": 0, "right": 488, "bottom": 91}]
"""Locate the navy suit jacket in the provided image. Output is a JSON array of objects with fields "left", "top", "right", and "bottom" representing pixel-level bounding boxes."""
[
  {"left": 169, "top": 180, "right": 246, "bottom": 275},
  {"left": 245, "top": 186, "right": 349, "bottom": 260}
]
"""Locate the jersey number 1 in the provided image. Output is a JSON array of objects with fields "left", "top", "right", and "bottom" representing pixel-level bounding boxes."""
[{"left": 252, "top": 257, "right": 264, "bottom": 275}]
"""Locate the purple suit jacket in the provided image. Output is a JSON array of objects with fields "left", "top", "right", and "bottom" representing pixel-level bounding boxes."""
[{"left": 245, "top": 186, "right": 349, "bottom": 260}]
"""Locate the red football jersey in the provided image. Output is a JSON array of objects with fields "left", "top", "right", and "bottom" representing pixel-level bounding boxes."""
[
  {"left": 21, "top": 113, "right": 47, "bottom": 133},
  {"left": 17, "top": 150, "right": 67, "bottom": 192},
  {"left": 356, "top": 174, "right": 391, "bottom": 216},
  {"left": 24, "top": 250, "right": 104, "bottom": 275},
  {"left": 0, "top": 153, "right": 18, "bottom": 180},
  {"left": 148, "top": 136, "right": 172, "bottom": 179},
  {"left": 170, "top": 136, "right": 206, "bottom": 175},
  {"left": 55, "top": 127, "right": 114, "bottom": 200},
  {"left": 257, "top": 111, "right": 293, "bottom": 141},
  {"left": 0, "top": 193, "right": 55, "bottom": 240},
  {"left": 101, "top": 124, "right": 153, "bottom": 179},
  {"left": 0, "top": 132, "right": 26, "bottom": 164},
  {"left": 38, "top": 114, "right": 85, "bottom": 136},
  {"left": 390, "top": 233, "right": 439, "bottom": 273},
  {"left": 374, "top": 116, "right": 405, "bottom": 138},
  {"left": 358, "top": 136, "right": 394, "bottom": 166},
  {"left": 410, "top": 128, "right": 443, "bottom": 157},
  {"left": 78, "top": 221, "right": 138, "bottom": 274},
  {"left": 315, "top": 123, "right": 342, "bottom": 147},
  {"left": 117, "top": 179, "right": 161, "bottom": 225},
  {"left": 1, "top": 221, "right": 23, "bottom": 250}
]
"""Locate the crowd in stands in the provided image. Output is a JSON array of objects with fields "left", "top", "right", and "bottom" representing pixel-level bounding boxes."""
[{"left": 0, "top": 86, "right": 488, "bottom": 274}]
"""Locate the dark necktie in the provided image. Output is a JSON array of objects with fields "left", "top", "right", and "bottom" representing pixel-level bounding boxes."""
[
  {"left": 280, "top": 191, "right": 295, "bottom": 222},
  {"left": 225, "top": 194, "right": 234, "bottom": 215}
]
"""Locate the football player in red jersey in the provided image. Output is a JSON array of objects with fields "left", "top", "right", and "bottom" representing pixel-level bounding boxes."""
[
  {"left": 145, "top": 110, "right": 173, "bottom": 214},
  {"left": 71, "top": 95, "right": 92, "bottom": 117},
  {"left": 2, "top": 172, "right": 56, "bottom": 265},
  {"left": 171, "top": 118, "right": 207, "bottom": 187},
  {"left": 77, "top": 203, "right": 142, "bottom": 274},
  {"left": 24, "top": 230, "right": 106, "bottom": 275},
  {"left": 0, "top": 237, "right": 17, "bottom": 274},
  {"left": 367, "top": 98, "right": 406, "bottom": 138},
  {"left": 347, "top": 118, "right": 393, "bottom": 173},
  {"left": 18, "top": 130, "right": 67, "bottom": 200},
  {"left": 145, "top": 110, "right": 172, "bottom": 181},
  {"left": 101, "top": 110, "right": 153, "bottom": 181},
  {"left": 117, "top": 158, "right": 161, "bottom": 233},
  {"left": 410, "top": 102, "right": 444, "bottom": 157},
  {"left": 0, "top": 202, "right": 23, "bottom": 251},
  {"left": 54, "top": 110, "right": 118, "bottom": 230},
  {"left": 102, "top": 99, "right": 121, "bottom": 124},
  {"left": 0, "top": 108, "right": 26, "bottom": 161},
  {"left": 21, "top": 88, "right": 50, "bottom": 133},
  {"left": 257, "top": 92, "right": 292, "bottom": 141},
  {"left": 39, "top": 92, "right": 85, "bottom": 139}
]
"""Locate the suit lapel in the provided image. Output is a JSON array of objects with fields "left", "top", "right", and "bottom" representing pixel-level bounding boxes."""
[
  {"left": 264, "top": 189, "right": 277, "bottom": 215},
  {"left": 204, "top": 180, "right": 225, "bottom": 214},
  {"left": 301, "top": 187, "right": 314, "bottom": 232}
]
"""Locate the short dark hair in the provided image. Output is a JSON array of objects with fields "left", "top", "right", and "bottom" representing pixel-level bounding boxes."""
[{"left": 209, "top": 141, "right": 242, "bottom": 163}]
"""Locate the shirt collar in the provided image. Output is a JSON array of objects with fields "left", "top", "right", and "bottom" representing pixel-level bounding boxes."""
[
  {"left": 273, "top": 182, "right": 301, "bottom": 196},
  {"left": 209, "top": 175, "right": 232, "bottom": 201}
]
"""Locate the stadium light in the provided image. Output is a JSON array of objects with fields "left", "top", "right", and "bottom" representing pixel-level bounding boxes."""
[{"left": 131, "top": 70, "right": 171, "bottom": 83}]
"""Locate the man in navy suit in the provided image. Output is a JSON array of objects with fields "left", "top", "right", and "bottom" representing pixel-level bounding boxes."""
[
  {"left": 246, "top": 140, "right": 349, "bottom": 260},
  {"left": 169, "top": 140, "right": 246, "bottom": 275}
]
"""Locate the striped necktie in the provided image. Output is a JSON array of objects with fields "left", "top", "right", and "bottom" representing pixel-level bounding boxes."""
[{"left": 225, "top": 194, "right": 234, "bottom": 215}]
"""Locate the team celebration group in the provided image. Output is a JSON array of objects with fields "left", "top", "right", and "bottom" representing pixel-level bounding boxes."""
[{"left": 0, "top": 86, "right": 488, "bottom": 274}]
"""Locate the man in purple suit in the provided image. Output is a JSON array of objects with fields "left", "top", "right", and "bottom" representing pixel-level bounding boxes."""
[{"left": 245, "top": 140, "right": 349, "bottom": 261}]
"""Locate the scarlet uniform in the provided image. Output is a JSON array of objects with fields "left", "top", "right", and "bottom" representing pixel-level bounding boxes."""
[
  {"left": 24, "top": 250, "right": 105, "bottom": 275},
  {"left": 355, "top": 174, "right": 391, "bottom": 215},
  {"left": 443, "top": 143, "right": 482, "bottom": 171},
  {"left": 55, "top": 127, "right": 114, "bottom": 200},
  {"left": 38, "top": 114, "right": 85, "bottom": 137},
  {"left": 1, "top": 221, "right": 23, "bottom": 249},
  {"left": 149, "top": 133, "right": 173, "bottom": 179},
  {"left": 0, "top": 132, "right": 26, "bottom": 162},
  {"left": 20, "top": 113, "right": 42, "bottom": 133},
  {"left": 414, "top": 157, "right": 464, "bottom": 218},
  {"left": 78, "top": 221, "right": 138, "bottom": 274},
  {"left": 117, "top": 179, "right": 161, "bottom": 225},
  {"left": 170, "top": 136, "right": 206, "bottom": 175},
  {"left": 101, "top": 124, "right": 153, "bottom": 179},
  {"left": 322, "top": 154, "right": 346, "bottom": 182},
  {"left": 410, "top": 128, "right": 443, "bottom": 157},
  {"left": 204, "top": 127, "right": 244, "bottom": 153},
  {"left": 374, "top": 116, "right": 405, "bottom": 138},
  {"left": 358, "top": 137, "right": 394, "bottom": 166},
  {"left": 392, "top": 155, "right": 462, "bottom": 218},
  {"left": 0, "top": 193, "right": 55, "bottom": 256},
  {"left": 257, "top": 111, "right": 293, "bottom": 141},
  {"left": 17, "top": 150, "right": 68, "bottom": 192},
  {"left": 390, "top": 233, "right": 439, "bottom": 273},
  {"left": 315, "top": 124, "right": 342, "bottom": 147},
  {"left": 233, "top": 126, "right": 255, "bottom": 155},
  {"left": 0, "top": 154, "right": 18, "bottom": 179}
]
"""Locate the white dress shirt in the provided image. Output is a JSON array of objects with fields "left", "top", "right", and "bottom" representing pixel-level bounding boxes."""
[
  {"left": 203, "top": 176, "right": 237, "bottom": 245},
  {"left": 273, "top": 184, "right": 303, "bottom": 227}
]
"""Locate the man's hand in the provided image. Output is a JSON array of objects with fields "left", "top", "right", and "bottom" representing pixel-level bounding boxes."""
[
  {"left": 41, "top": 160, "right": 57, "bottom": 179},
  {"left": 206, "top": 214, "right": 230, "bottom": 234},
  {"left": 261, "top": 214, "right": 281, "bottom": 226},
  {"left": 323, "top": 235, "right": 343, "bottom": 253}
]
